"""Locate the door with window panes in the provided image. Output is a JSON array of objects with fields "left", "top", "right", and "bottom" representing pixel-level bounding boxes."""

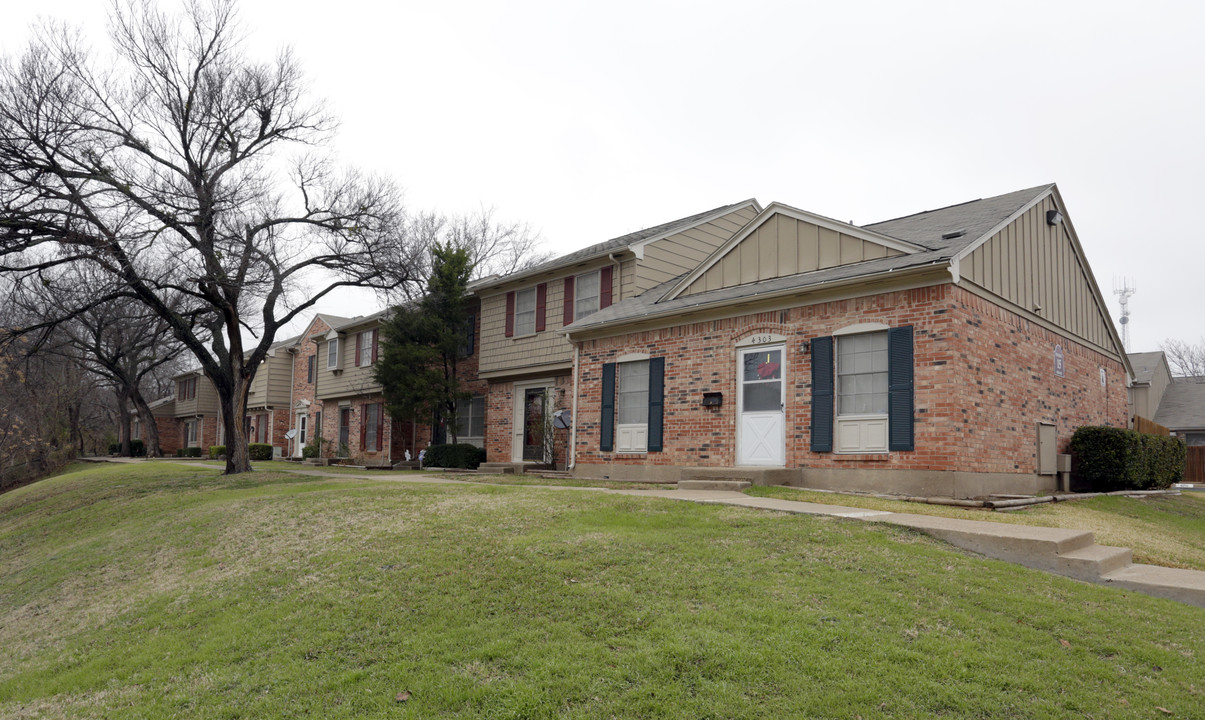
[{"left": 738, "top": 346, "right": 785, "bottom": 465}]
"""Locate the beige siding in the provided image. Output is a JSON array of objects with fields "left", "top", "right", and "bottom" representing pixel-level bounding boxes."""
[
  {"left": 683, "top": 213, "right": 904, "bottom": 297},
  {"left": 478, "top": 281, "right": 574, "bottom": 375},
  {"left": 247, "top": 354, "right": 293, "bottom": 409},
  {"left": 315, "top": 329, "right": 384, "bottom": 400},
  {"left": 174, "top": 375, "right": 219, "bottom": 417},
  {"left": 962, "top": 197, "right": 1116, "bottom": 352},
  {"left": 635, "top": 206, "right": 758, "bottom": 293}
]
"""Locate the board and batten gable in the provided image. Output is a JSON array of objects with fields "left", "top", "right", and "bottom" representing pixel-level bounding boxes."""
[
  {"left": 680, "top": 211, "right": 907, "bottom": 297},
  {"left": 633, "top": 204, "right": 760, "bottom": 293},
  {"left": 959, "top": 194, "right": 1118, "bottom": 357},
  {"left": 315, "top": 320, "right": 384, "bottom": 400}
]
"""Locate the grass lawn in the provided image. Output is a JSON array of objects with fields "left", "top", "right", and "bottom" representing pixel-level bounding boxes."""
[
  {"left": 746, "top": 485, "right": 1205, "bottom": 571},
  {"left": 1, "top": 464, "right": 1202, "bottom": 719}
]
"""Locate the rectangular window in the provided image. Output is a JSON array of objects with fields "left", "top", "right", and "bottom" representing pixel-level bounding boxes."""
[
  {"left": 514, "top": 287, "right": 537, "bottom": 336},
  {"left": 327, "top": 338, "right": 339, "bottom": 369},
  {"left": 298, "top": 415, "right": 307, "bottom": 447},
  {"left": 575, "top": 270, "right": 600, "bottom": 321},
  {"left": 456, "top": 395, "right": 487, "bottom": 447},
  {"left": 359, "top": 329, "right": 374, "bottom": 366},
  {"left": 835, "top": 331, "right": 889, "bottom": 453},
  {"left": 307, "top": 355, "right": 315, "bottom": 383},
  {"left": 178, "top": 378, "right": 196, "bottom": 401},
  {"left": 187, "top": 420, "right": 198, "bottom": 445},
  {"left": 617, "top": 360, "right": 649, "bottom": 452},
  {"left": 837, "top": 332, "right": 889, "bottom": 415}
]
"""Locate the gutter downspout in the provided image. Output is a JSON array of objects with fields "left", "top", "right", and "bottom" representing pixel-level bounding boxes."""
[
  {"left": 569, "top": 336, "right": 579, "bottom": 472},
  {"left": 288, "top": 348, "right": 296, "bottom": 457}
]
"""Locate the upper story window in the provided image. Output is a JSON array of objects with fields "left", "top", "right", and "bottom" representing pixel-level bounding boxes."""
[
  {"left": 460, "top": 313, "right": 476, "bottom": 357},
  {"left": 514, "top": 287, "right": 537, "bottom": 336},
  {"left": 575, "top": 270, "right": 600, "bottom": 321},
  {"left": 307, "top": 355, "right": 315, "bottom": 383},
  {"left": 357, "top": 329, "right": 375, "bottom": 366},
  {"left": 327, "top": 337, "right": 340, "bottom": 369},
  {"left": 178, "top": 377, "right": 196, "bottom": 401}
]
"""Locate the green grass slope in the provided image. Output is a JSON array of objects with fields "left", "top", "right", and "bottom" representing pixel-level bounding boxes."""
[{"left": 1, "top": 464, "right": 1202, "bottom": 718}]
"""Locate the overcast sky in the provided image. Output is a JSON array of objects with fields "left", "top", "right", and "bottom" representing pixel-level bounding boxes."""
[{"left": 3, "top": 1, "right": 1201, "bottom": 353}]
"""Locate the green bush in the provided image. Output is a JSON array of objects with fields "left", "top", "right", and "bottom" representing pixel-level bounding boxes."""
[
  {"left": 423, "top": 443, "right": 487, "bottom": 469},
  {"left": 108, "top": 439, "right": 146, "bottom": 457},
  {"left": 301, "top": 440, "right": 321, "bottom": 459},
  {"left": 1070, "top": 426, "right": 1185, "bottom": 491},
  {"left": 208, "top": 445, "right": 226, "bottom": 459},
  {"left": 249, "top": 443, "right": 274, "bottom": 461},
  {"left": 174, "top": 447, "right": 203, "bottom": 458}
]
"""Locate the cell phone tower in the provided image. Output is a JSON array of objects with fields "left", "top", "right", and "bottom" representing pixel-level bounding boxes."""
[{"left": 1113, "top": 277, "right": 1136, "bottom": 351}]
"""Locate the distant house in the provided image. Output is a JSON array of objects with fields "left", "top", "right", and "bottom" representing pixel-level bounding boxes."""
[
  {"left": 552, "top": 184, "right": 1130, "bottom": 498},
  {"left": 1127, "top": 351, "right": 1205, "bottom": 445}
]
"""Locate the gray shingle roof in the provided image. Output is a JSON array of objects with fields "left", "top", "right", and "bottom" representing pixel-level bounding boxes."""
[
  {"left": 474, "top": 200, "right": 759, "bottom": 289},
  {"left": 566, "top": 185, "right": 1053, "bottom": 334},
  {"left": 1127, "top": 352, "right": 1165, "bottom": 385},
  {"left": 1154, "top": 377, "right": 1205, "bottom": 430}
]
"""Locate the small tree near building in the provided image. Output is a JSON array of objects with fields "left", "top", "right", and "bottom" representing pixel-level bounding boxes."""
[{"left": 375, "top": 245, "right": 474, "bottom": 445}]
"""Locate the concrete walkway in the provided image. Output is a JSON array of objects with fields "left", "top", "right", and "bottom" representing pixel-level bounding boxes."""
[{"left": 86, "top": 458, "right": 1205, "bottom": 608}]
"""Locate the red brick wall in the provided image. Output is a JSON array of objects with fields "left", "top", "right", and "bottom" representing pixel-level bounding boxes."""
[
  {"left": 572, "top": 283, "right": 1126, "bottom": 476},
  {"left": 155, "top": 416, "right": 181, "bottom": 454},
  {"left": 484, "top": 374, "right": 572, "bottom": 465},
  {"left": 316, "top": 395, "right": 392, "bottom": 464}
]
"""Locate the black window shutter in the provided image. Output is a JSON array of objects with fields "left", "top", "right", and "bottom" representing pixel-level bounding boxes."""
[
  {"left": 600, "top": 363, "right": 616, "bottom": 452},
  {"left": 810, "top": 336, "right": 834, "bottom": 452},
  {"left": 888, "top": 326, "right": 915, "bottom": 451},
  {"left": 647, "top": 357, "right": 665, "bottom": 452}
]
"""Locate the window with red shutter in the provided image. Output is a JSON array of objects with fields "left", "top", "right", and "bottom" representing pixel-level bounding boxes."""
[
  {"left": 563, "top": 277, "right": 575, "bottom": 326},
  {"left": 535, "top": 283, "right": 547, "bottom": 332},
  {"left": 354, "top": 332, "right": 362, "bottom": 367},
  {"left": 600, "top": 266, "right": 613, "bottom": 308},
  {"left": 505, "top": 291, "right": 515, "bottom": 337}
]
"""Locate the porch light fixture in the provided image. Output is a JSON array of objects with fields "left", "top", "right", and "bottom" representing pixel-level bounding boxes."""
[{"left": 1046, "top": 210, "right": 1063, "bottom": 226}]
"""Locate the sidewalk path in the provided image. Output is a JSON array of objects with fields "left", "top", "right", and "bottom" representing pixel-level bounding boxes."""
[{"left": 91, "top": 459, "right": 1205, "bottom": 608}]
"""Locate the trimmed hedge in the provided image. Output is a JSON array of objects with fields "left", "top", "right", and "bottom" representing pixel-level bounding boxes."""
[
  {"left": 249, "top": 443, "right": 274, "bottom": 461},
  {"left": 175, "top": 447, "right": 203, "bottom": 458},
  {"left": 108, "top": 439, "right": 146, "bottom": 457},
  {"left": 423, "top": 443, "right": 487, "bottom": 469},
  {"left": 208, "top": 445, "right": 226, "bottom": 459},
  {"left": 1070, "top": 426, "right": 1186, "bottom": 491}
]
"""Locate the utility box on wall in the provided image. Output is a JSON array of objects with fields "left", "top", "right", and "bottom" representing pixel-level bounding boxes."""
[{"left": 1037, "top": 422, "right": 1057, "bottom": 476}]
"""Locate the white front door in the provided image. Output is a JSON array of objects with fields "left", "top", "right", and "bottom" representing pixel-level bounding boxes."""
[
  {"left": 738, "top": 346, "right": 785, "bottom": 466},
  {"left": 294, "top": 413, "right": 307, "bottom": 457}
]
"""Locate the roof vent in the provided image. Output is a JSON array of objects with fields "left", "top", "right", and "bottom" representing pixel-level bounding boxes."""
[{"left": 941, "top": 229, "right": 966, "bottom": 240}]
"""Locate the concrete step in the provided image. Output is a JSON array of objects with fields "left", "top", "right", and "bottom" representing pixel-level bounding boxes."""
[
  {"left": 680, "top": 467, "right": 796, "bottom": 486},
  {"left": 677, "top": 479, "right": 752, "bottom": 492},
  {"left": 879, "top": 513, "right": 1096, "bottom": 571},
  {"left": 1053, "top": 545, "right": 1133, "bottom": 582},
  {"left": 1102, "top": 564, "right": 1205, "bottom": 608}
]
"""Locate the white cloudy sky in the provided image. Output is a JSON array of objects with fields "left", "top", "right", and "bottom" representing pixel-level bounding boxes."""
[{"left": 3, "top": 0, "right": 1202, "bottom": 352}]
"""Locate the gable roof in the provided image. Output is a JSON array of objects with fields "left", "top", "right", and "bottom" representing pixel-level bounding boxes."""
[
  {"left": 568, "top": 185, "right": 1055, "bottom": 335},
  {"left": 1154, "top": 377, "right": 1205, "bottom": 431},
  {"left": 1128, "top": 352, "right": 1166, "bottom": 385},
  {"left": 473, "top": 199, "right": 761, "bottom": 291},
  {"left": 661, "top": 201, "right": 930, "bottom": 302}
]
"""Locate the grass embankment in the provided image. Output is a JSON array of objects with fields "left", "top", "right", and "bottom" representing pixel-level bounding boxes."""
[
  {"left": 2, "top": 463, "right": 1202, "bottom": 718},
  {"left": 746, "top": 485, "right": 1205, "bottom": 571}
]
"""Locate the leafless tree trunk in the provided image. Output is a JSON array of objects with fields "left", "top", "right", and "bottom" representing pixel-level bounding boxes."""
[{"left": 0, "top": 1, "right": 424, "bottom": 473}]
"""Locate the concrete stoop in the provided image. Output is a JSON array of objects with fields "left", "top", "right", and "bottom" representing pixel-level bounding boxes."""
[
  {"left": 680, "top": 467, "right": 795, "bottom": 486},
  {"left": 875, "top": 513, "right": 1205, "bottom": 607},
  {"left": 677, "top": 479, "right": 753, "bottom": 492}
]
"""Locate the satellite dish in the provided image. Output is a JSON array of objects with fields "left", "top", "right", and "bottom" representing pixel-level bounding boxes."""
[
  {"left": 285, "top": 429, "right": 297, "bottom": 439},
  {"left": 553, "top": 409, "right": 571, "bottom": 429}
]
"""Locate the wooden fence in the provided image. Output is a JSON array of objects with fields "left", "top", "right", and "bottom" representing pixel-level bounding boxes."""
[
  {"left": 1187, "top": 447, "right": 1205, "bottom": 484},
  {"left": 1133, "top": 415, "right": 1171, "bottom": 436}
]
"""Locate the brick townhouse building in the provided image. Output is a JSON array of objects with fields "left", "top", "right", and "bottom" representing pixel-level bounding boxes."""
[{"left": 549, "top": 184, "right": 1130, "bottom": 497}]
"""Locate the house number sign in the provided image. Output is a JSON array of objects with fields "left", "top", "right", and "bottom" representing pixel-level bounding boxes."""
[
  {"left": 736, "top": 332, "right": 786, "bottom": 348},
  {"left": 1053, "top": 344, "right": 1065, "bottom": 378}
]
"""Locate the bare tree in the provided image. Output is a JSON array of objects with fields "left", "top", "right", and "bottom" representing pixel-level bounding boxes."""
[
  {"left": 1160, "top": 338, "right": 1205, "bottom": 379},
  {"left": 0, "top": 0, "right": 422, "bottom": 473}
]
